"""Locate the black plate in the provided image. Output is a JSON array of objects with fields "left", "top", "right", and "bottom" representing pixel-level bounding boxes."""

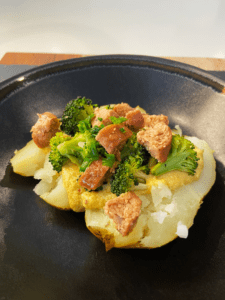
[{"left": 0, "top": 55, "right": 225, "bottom": 300}]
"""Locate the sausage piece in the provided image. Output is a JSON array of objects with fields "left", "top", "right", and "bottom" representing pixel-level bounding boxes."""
[
  {"left": 137, "top": 122, "right": 172, "bottom": 163},
  {"left": 113, "top": 102, "right": 134, "bottom": 117},
  {"left": 104, "top": 191, "right": 142, "bottom": 236},
  {"left": 91, "top": 107, "right": 119, "bottom": 127},
  {"left": 143, "top": 114, "right": 169, "bottom": 127},
  {"left": 95, "top": 124, "right": 133, "bottom": 160},
  {"left": 78, "top": 158, "right": 110, "bottom": 190},
  {"left": 31, "top": 112, "right": 60, "bottom": 148},
  {"left": 125, "top": 108, "right": 144, "bottom": 131}
]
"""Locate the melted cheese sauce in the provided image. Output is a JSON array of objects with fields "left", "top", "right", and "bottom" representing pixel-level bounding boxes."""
[
  {"left": 146, "top": 147, "right": 204, "bottom": 192},
  {"left": 62, "top": 147, "right": 204, "bottom": 211},
  {"left": 62, "top": 162, "right": 115, "bottom": 210}
]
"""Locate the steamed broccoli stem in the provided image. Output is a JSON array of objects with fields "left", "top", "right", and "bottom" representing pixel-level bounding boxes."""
[
  {"left": 134, "top": 170, "right": 150, "bottom": 180},
  {"left": 48, "top": 132, "right": 72, "bottom": 172},
  {"left": 57, "top": 137, "right": 83, "bottom": 166},
  {"left": 60, "top": 96, "right": 95, "bottom": 136},
  {"left": 151, "top": 135, "right": 199, "bottom": 176},
  {"left": 57, "top": 133, "right": 83, "bottom": 157}
]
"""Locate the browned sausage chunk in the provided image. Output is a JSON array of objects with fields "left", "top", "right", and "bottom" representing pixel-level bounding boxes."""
[
  {"left": 95, "top": 124, "right": 133, "bottom": 160},
  {"left": 143, "top": 114, "right": 169, "bottom": 127},
  {"left": 125, "top": 108, "right": 144, "bottom": 131},
  {"left": 137, "top": 122, "right": 172, "bottom": 163},
  {"left": 104, "top": 191, "right": 142, "bottom": 236},
  {"left": 31, "top": 112, "right": 60, "bottom": 148},
  {"left": 113, "top": 102, "right": 134, "bottom": 117},
  {"left": 78, "top": 158, "right": 110, "bottom": 190},
  {"left": 91, "top": 107, "right": 119, "bottom": 127}
]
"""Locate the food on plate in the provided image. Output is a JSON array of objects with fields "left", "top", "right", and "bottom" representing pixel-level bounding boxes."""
[
  {"left": 31, "top": 112, "right": 60, "bottom": 148},
  {"left": 10, "top": 96, "right": 216, "bottom": 250},
  {"left": 137, "top": 122, "right": 172, "bottom": 162},
  {"left": 10, "top": 140, "right": 50, "bottom": 177},
  {"left": 104, "top": 191, "right": 142, "bottom": 237}
]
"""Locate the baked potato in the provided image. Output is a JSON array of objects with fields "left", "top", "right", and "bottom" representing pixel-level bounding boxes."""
[
  {"left": 85, "top": 136, "right": 216, "bottom": 250},
  {"left": 10, "top": 99, "right": 216, "bottom": 251},
  {"left": 11, "top": 140, "right": 70, "bottom": 210}
]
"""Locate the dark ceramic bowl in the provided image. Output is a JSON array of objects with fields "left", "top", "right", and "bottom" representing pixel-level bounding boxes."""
[{"left": 0, "top": 55, "right": 225, "bottom": 300}]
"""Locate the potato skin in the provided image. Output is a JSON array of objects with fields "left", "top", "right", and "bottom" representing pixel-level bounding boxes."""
[{"left": 86, "top": 225, "right": 115, "bottom": 252}]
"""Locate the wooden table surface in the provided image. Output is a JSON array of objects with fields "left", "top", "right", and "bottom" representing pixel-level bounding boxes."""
[{"left": 1, "top": 52, "right": 225, "bottom": 71}]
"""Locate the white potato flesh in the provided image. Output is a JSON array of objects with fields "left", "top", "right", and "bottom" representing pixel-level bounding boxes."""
[
  {"left": 85, "top": 205, "right": 148, "bottom": 251},
  {"left": 32, "top": 152, "right": 70, "bottom": 210},
  {"left": 33, "top": 153, "right": 57, "bottom": 183},
  {"left": 33, "top": 178, "right": 57, "bottom": 196},
  {"left": 38, "top": 176, "right": 70, "bottom": 210},
  {"left": 85, "top": 136, "right": 216, "bottom": 250},
  {"left": 10, "top": 140, "right": 50, "bottom": 177},
  {"left": 11, "top": 139, "right": 70, "bottom": 210}
]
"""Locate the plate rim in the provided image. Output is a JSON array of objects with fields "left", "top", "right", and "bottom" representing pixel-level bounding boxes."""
[
  {"left": 0, "top": 54, "right": 225, "bottom": 101},
  {"left": 0, "top": 54, "right": 225, "bottom": 300}
]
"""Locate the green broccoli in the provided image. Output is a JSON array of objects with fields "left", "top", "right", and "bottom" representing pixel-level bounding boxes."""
[
  {"left": 120, "top": 132, "right": 150, "bottom": 165},
  {"left": 110, "top": 154, "right": 150, "bottom": 197},
  {"left": 60, "top": 96, "right": 96, "bottom": 136},
  {"left": 90, "top": 124, "right": 104, "bottom": 137},
  {"left": 58, "top": 117, "right": 116, "bottom": 172},
  {"left": 77, "top": 113, "right": 94, "bottom": 133},
  {"left": 49, "top": 132, "right": 72, "bottom": 172},
  {"left": 110, "top": 116, "right": 127, "bottom": 124},
  {"left": 102, "top": 153, "right": 116, "bottom": 167},
  {"left": 57, "top": 130, "right": 99, "bottom": 172},
  {"left": 151, "top": 134, "right": 199, "bottom": 176}
]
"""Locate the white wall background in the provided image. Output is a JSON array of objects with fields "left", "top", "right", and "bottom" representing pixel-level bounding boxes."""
[{"left": 1, "top": 0, "right": 225, "bottom": 60}]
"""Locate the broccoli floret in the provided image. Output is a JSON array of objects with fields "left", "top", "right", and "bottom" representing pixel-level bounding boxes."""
[
  {"left": 58, "top": 130, "right": 99, "bottom": 172},
  {"left": 110, "top": 133, "right": 150, "bottom": 196},
  {"left": 111, "top": 156, "right": 150, "bottom": 196},
  {"left": 49, "top": 132, "right": 72, "bottom": 172},
  {"left": 102, "top": 153, "right": 116, "bottom": 167},
  {"left": 58, "top": 114, "right": 116, "bottom": 172},
  {"left": 151, "top": 134, "right": 199, "bottom": 176},
  {"left": 121, "top": 133, "right": 150, "bottom": 165},
  {"left": 60, "top": 96, "right": 95, "bottom": 136},
  {"left": 77, "top": 113, "right": 94, "bottom": 133},
  {"left": 90, "top": 124, "right": 104, "bottom": 137}
]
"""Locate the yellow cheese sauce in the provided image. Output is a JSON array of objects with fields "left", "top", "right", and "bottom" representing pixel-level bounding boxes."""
[
  {"left": 62, "top": 162, "right": 115, "bottom": 210},
  {"left": 62, "top": 162, "right": 86, "bottom": 212},
  {"left": 62, "top": 147, "right": 204, "bottom": 211},
  {"left": 146, "top": 147, "right": 204, "bottom": 192}
]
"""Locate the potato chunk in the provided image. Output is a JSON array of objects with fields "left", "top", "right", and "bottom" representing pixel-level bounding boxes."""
[
  {"left": 36, "top": 175, "right": 70, "bottom": 210},
  {"left": 33, "top": 154, "right": 70, "bottom": 210},
  {"left": 10, "top": 140, "right": 50, "bottom": 177}
]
